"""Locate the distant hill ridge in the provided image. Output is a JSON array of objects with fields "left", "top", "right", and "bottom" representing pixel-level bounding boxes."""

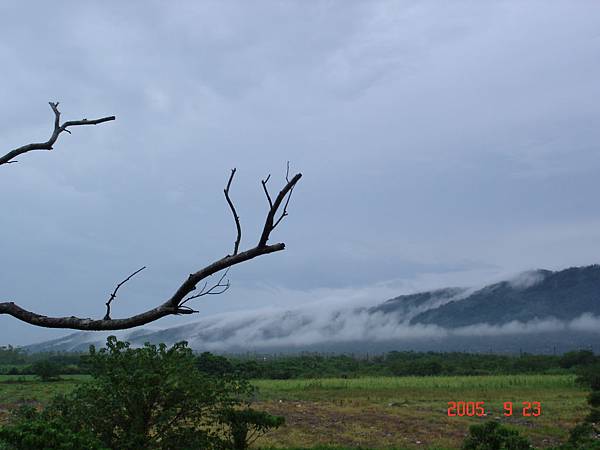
[{"left": 408, "top": 265, "right": 600, "bottom": 327}]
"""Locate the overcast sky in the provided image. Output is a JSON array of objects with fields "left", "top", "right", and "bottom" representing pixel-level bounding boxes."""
[{"left": 1, "top": 1, "right": 599, "bottom": 345}]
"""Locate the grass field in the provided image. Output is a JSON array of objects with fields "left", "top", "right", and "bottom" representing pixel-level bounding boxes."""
[{"left": 0, "top": 374, "right": 589, "bottom": 449}]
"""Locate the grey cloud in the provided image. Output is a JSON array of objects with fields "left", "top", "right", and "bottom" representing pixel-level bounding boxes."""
[{"left": 1, "top": 1, "right": 600, "bottom": 344}]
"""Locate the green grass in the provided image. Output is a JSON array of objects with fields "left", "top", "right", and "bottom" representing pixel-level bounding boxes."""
[
  {"left": 0, "top": 374, "right": 88, "bottom": 405},
  {"left": 252, "top": 374, "right": 576, "bottom": 394}
]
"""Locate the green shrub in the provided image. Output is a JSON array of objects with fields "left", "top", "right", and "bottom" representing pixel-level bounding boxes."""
[
  {"left": 220, "top": 407, "right": 284, "bottom": 449},
  {"left": 562, "top": 422, "right": 600, "bottom": 449},
  {"left": 0, "top": 406, "right": 106, "bottom": 450},
  {"left": 559, "top": 350, "right": 596, "bottom": 369},
  {"left": 31, "top": 360, "right": 61, "bottom": 382},
  {"left": 1, "top": 337, "right": 284, "bottom": 450},
  {"left": 462, "top": 420, "right": 532, "bottom": 450}
]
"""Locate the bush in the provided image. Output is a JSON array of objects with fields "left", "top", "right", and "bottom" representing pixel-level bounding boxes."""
[
  {"left": 55, "top": 337, "right": 252, "bottom": 449},
  {"left": 462, "top": 420, "right": 532, "bottom": 450},
  {"left": 1, "top": 337, "right": 282, "bottom": 450},
  {"left": 562, "top": 422, "right": 600, "bottom": 449},
  {"left": 0, "top": 414, "right": 106, "bottom": 450},
  {"left": 197, "top": 351, "right": 236, "bottom": 377},
  {"left": 559, "top": 361, "right": 600, "bottom": 449},
  {"left": 559, "top": 350, "right": 596, "bottom": 369},
  {"left": 31, "top": 360, "right": 61, "bottom": 382},
  {"left": 0, "top": 404, "right": 106, "bottom": 449},
  {"left": 220, "top": 407, "right": 285, "bottom": 449},
  {"left": 575, "top": 362, "right": 600, "bottom": 391}
]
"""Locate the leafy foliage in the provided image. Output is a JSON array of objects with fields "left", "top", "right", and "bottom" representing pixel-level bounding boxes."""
[
  {"left": 558, "top": 361, "right": 600, "bottom": 449},
  {"left": 57, "top": 337, "right": 252, "bottom": 449},
  {"left": 220, "top": 407, "right": 284, "bottom": 449},
  {"left": 461, "top": 421, "right": 532, "bottom": 450},
  {"left": 0, "top": 405, "right": 105, "bottom": 450},
  {"left": 31, "top": 360, "right": 61, "bottom": 382},
  {"left": 0, "top": 337, "right": 284, "bottom": 450},
  {"left": 562, "top": 422, "right": 600, "bottom": 450},
  {"left": 559, "top": 350, "right": 597, "bottom": 369}
]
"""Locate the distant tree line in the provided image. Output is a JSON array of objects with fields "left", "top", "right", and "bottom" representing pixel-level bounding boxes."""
[{"left": 2, "top": 345, "right": 598, "bottom": 379}]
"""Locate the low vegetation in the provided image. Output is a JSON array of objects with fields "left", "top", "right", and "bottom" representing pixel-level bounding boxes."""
[
  {"left": 0, "top": 338, "right": 283, "bottom": 450},
  {"left": 0, "top": 343, "right": 597, "bottom": 449}
]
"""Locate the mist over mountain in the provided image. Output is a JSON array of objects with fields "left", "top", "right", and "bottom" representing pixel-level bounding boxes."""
[
  {"left": 25, "top": 265, "right": 600, "bottom": 354},
  {"left": 408, "top": 266, "right": 600, "bottom": 327}
]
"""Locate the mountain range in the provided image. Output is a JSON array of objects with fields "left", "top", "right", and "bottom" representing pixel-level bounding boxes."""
[{"left": 24, "top": 265, "right": 600, "bottom": 354}]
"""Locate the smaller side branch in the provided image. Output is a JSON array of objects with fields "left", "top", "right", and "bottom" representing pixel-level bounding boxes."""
[
  {"left": 258, "top": 169, "right": 302, "bottom": 247},
  {"left": 261, "top": 174, "right": 273, "bottom": 208},
  {"left": 224, "top": 168, "right": 242, "bottom": 255},
  {"left": 0, "top": 102, "right": 115, "bottom": 166},
  {"left": 180, "top": 268, "right": 231, "bottom": 306},
  {"left": 273, "top": 161, "right": 295, "bottom": 228},
  {"left": 104, "top": 266, "right": 146, "bottom": 320}
]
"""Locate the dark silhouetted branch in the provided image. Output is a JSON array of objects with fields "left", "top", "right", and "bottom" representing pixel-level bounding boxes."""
[
  {"left": 104, "top": 266, "right": 147, "bottom": 320},
  {"left": 0, "top": 107, "right": 302, "bottom": 330},
  {"left": 261, "top": 174, "right": 273, "bottom": 209},
  {"left": 0, "top": 242, "right": 288, "bottom": 330},
  {"left": 0, "top": 102, "right": 115, "bottom": 166},
  {"left": 224, "top": 169, "right": 242, "bottom": 255},
  {"left": 273, "top": 161, "right": 296, "bottom": 228},
  {"left": 180, "top": 268, "right": 231, "bottom": 306},
  {"left": 258, "top": 168, "right": 302, "bottom": 247}
]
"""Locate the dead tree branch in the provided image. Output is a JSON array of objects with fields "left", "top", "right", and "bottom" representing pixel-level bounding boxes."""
[
  {"left": 224, "top": 169, "right": 242, "bottom": 255},
  {"left": 0, "top": 103, "right": 302, "bottom": 330},
  {"left": 180, "top": 268, "right": 231, "bottom": 308},
  {"left": 104, "top": 266, "right": 147, "bottom": 320},
  {"left": 261, "top": 174, "right": 273, "bottom": 209},
  {"left": 258, "top": 167, "right": 301, "bottom": 247},
  {"left": 273, "top": 161, "right": 296, "bottom": 228},
  {"left": 0, "top": 102, "right": 115, "bottom": 166}
]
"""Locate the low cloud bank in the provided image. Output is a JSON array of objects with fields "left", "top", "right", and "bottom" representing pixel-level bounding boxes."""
[
  {"left": 28, "top": 269, "right": 599, "bottom": 353},
  {"left": 158, "top": 297, "right": 600, "bottom": 351}
]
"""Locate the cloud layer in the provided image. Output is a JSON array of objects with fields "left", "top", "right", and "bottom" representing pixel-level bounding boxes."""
[{"left": 2, "top": 2, "right": 600, "bottom": 344}]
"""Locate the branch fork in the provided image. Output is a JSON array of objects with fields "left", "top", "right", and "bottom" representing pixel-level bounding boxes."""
[
  {"left": 0, "top": 102, "right": 115, "bottom": 166},
  {"left": 0, "top": 103, "right": 301, "bottom": 330}
]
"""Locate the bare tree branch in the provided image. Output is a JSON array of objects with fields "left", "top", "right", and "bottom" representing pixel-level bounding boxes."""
[
  {"left": 180, "top": 268, "right": 231, "bottom": 306},
  {"left": 273, "top": 161, "right": 296, "bottom": 229},
  {"left": 104, "top": 266, "right": 147, "bottom": 320},
  {"left": 0, "top": 105, "right": 302, "bottom": 330},
  {"left": 224, "top": 169, "right": 242, "bottom": 255},
  {"left": 258, "top": 169, "right": 301, "bottom": 247},
  {"left": 0, "top": 102, "right": 115, "bottom": 166},
  {"left": 0, "top": 242, "right": 289, "bottom": 330},
  {"left": 261, "top": 174, "right": 273, "bottom": 209}
]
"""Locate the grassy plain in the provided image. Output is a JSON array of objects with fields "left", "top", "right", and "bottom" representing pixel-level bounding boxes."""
[{"left": 0, "top": 374, "right": 588, "bottom": 449}]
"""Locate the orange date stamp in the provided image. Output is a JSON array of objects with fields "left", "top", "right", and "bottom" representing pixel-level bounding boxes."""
[{"left": 447, "top": 401, "right": 542, "bottom": 417}]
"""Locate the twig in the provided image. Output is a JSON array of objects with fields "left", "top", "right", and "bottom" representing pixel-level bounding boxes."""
[
  {"left": 258, "top": 165, "right": 301, "bottom": 247},
  {"left": 104, "top": 266, "right": 146, "bottom": 320},
  {"left": 273, "top": 161, "right": 295, "bottom": 228},
  {"left": 261, "top": 174, "right": 273, "bottom": 208},
  {"left": 180, "top": 268, "right": 231, "bottom": 306}
]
